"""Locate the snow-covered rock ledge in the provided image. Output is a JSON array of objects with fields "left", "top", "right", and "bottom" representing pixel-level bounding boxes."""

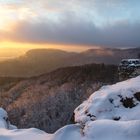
[
  {"left": 75, "top": 75, "right": 140, "bottom": 123},
  {"left": 0, "top": 76, "right": 140, "bottom": 140}
]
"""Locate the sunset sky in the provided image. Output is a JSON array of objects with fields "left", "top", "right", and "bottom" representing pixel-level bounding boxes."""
[{"left": 0, "top": 0, "right": 140, "bottom": 59}]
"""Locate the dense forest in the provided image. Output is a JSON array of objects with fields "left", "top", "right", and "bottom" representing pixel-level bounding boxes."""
[{"left": 0, "top": 63, "right": 118, "bottom": 132}]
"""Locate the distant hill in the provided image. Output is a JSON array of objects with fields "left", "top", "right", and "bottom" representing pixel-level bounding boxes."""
[
  {"left": 74, "top": 47, "right": 140, "bottom": 65},
  {"left": 0, "top": 48, "right": 139, "bottom": 77},
  {"left": 0, "top": 49, "right": 76, "bottom": 77},
  {"left": 0, "top": 63, "right": 118, "bottom": 133}
]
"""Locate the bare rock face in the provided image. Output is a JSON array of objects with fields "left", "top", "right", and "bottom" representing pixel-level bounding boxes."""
[{"left": 119, "top": 67, "right": 140, "bottom": 81}]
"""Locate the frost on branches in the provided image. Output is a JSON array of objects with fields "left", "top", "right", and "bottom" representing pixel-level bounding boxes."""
[{"left": 0, "top": 76, "right": 140, "bottom": 140}]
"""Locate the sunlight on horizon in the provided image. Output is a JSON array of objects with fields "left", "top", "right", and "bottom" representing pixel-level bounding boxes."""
[
  {"left": 0, "top": 0, "right": 139, "bottom": 62},
  {"left": 0, "top": 41, "right": 97, "bottom": 60}
]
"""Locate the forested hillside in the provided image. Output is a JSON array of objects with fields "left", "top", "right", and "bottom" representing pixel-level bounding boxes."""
[{"left": 0, "top": 63, "right": 118, "bottom": 132}]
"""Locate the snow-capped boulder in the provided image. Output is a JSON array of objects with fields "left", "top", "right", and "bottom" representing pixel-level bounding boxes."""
[
  {"left": 0, "top": 108, "right": 9, "bottom": 129},
  {"left": 0, "top": 108, "right": 17, "bottom": 129},
  {"left": 82, "top": 120, "right": 140, "bottom": 140},
  {"left": 75, "top": 76, "right": 140, "bottom": 124}
]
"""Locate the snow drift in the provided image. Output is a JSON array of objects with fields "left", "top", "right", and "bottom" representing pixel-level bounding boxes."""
[{"left": 0, "top": 76, "right": 140, "bottom": 140}]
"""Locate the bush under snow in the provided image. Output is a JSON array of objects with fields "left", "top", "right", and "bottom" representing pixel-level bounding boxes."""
[{"left": 0, "top": 76, "right": 140, "bottom": 140}]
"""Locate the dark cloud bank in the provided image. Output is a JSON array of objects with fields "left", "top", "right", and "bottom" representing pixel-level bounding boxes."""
[{"left": 1, "top": 16, "right": 140, "bottom": 48}]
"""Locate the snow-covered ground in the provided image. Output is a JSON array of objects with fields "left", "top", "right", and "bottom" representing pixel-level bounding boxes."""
[{"left": 0, "top": 76, "right": 140, "bottom": 140}]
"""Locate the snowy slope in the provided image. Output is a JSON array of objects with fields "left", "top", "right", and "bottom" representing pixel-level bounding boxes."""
[
  {"left": 75, "top": 76, "right": 140, "bottom": 123},
  {"left": 0, "top": 76, "right": 140, "bottom": 140}
]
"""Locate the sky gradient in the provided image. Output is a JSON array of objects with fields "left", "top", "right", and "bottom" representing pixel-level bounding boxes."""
[{"left": 0, "top": 0, "right": 140, "bottom": 58}]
